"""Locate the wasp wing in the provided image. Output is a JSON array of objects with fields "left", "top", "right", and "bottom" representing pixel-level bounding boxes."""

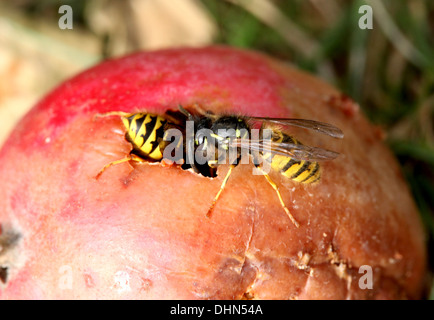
[
  {"left": 230, "top": 139, "right": 340, "bottom": 161},
  {"left": 249, "top": 117, "right": 344, "bottom": 139}
]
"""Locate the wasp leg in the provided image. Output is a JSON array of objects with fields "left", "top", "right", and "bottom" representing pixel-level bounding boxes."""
[
  {"left": 255, "top": 167, "right": 300, "bottom": 228},
  {"left": 206, "top": 164, "right": 236, "bottom": 218},
  {"left": 95, "top": 154, "right": 146, "bottom": 179},
  {"left": 93, "top": 111, "right": 132, "bottom": 121}
]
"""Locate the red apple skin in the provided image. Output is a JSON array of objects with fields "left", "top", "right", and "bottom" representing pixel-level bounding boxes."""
[{"left": 0, "top": 46, "right": 427, "bottom": 299}]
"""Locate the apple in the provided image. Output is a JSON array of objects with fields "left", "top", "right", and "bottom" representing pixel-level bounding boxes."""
[{"left": 0, "top": 46, "right": 427, "bottom": 299}]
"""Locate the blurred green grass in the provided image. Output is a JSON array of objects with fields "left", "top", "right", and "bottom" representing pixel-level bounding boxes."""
[{"left": 3, "top": 0, "right": 434, "bottom": 298}]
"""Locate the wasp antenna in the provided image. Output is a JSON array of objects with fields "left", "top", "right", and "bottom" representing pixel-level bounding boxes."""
[
  {"left": 179, "top": 105, "right": 197, "bottom": 123},
  {"left": 178, "top": 105, "right": 191, "bottom": 117}
]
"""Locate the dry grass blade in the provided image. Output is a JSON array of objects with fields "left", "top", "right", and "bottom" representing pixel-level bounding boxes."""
[
  {"left": 308, "top": 0, "right": 342, "bottom": 25},
  {"left": 130, "top": 0, "right": 217, "bottom": 50},
  {"left": 225, "top": 0, "right": 319, "bottom": 58},
  {"left": 87, "top": 0, "right": 217, "bottom": 54},
  {"left": 365, "top": 0, "right": 428, "bottom": 68}
]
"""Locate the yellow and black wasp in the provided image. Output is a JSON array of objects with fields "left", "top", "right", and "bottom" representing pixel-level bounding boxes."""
[
  {"left": 94, "top": 109, "right": 187, "bottom": 178},
  {"left": 180, "top": 106, "right": 344, "bottom": 228}
]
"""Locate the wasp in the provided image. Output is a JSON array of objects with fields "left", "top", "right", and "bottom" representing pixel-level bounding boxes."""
[
  {"left": 94, "top": 109, "right": 187, "bottom": 178},
  {"left": 180, "top": 106, "right": 344, "bottom": 228}
]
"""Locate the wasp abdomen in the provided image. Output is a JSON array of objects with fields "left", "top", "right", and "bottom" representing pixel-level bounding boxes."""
[
  {"left": 122, "top": 113, "right": 167, "bottom": 160},
  {"left": 269, "top": 133, "right": 321, "bottom": 184}
]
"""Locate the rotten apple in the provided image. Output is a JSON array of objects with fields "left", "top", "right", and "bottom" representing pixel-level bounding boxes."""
[{"left": 0, "top": 46, "right": 427, "bottom": 299}]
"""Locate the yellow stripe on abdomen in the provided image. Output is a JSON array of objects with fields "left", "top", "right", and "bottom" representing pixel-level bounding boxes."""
[
  {"left": 299, "top": 162, "right": 321, "bottom": 184},
  {"left": 270, "top": 154, "right": 321, "bottom": 184},
  {"left": 280, "top": 159, "right": 305, "bottom": 179}
]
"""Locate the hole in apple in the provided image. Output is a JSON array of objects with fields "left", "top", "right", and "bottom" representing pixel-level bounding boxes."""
[{"left": 0, "top": 224, "right": 21, "bottom": 284}]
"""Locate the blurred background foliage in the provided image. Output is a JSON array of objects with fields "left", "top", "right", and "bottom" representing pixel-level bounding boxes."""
[{"left": 0, "top": 0, "right": 433, "bottom": 297}]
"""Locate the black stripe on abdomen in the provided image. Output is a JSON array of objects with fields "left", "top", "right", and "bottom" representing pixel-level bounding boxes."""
[
  {"left": 140, "top": 115, "right": 158, "bottom": 148},
  {"left": 290, "top": 161, "right": 310, "bottom": 179}
]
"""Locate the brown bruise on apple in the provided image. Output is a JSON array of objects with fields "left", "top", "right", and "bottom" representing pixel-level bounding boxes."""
[{"left": 0, "top": 46, "right": 427, "bottom": 299}]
